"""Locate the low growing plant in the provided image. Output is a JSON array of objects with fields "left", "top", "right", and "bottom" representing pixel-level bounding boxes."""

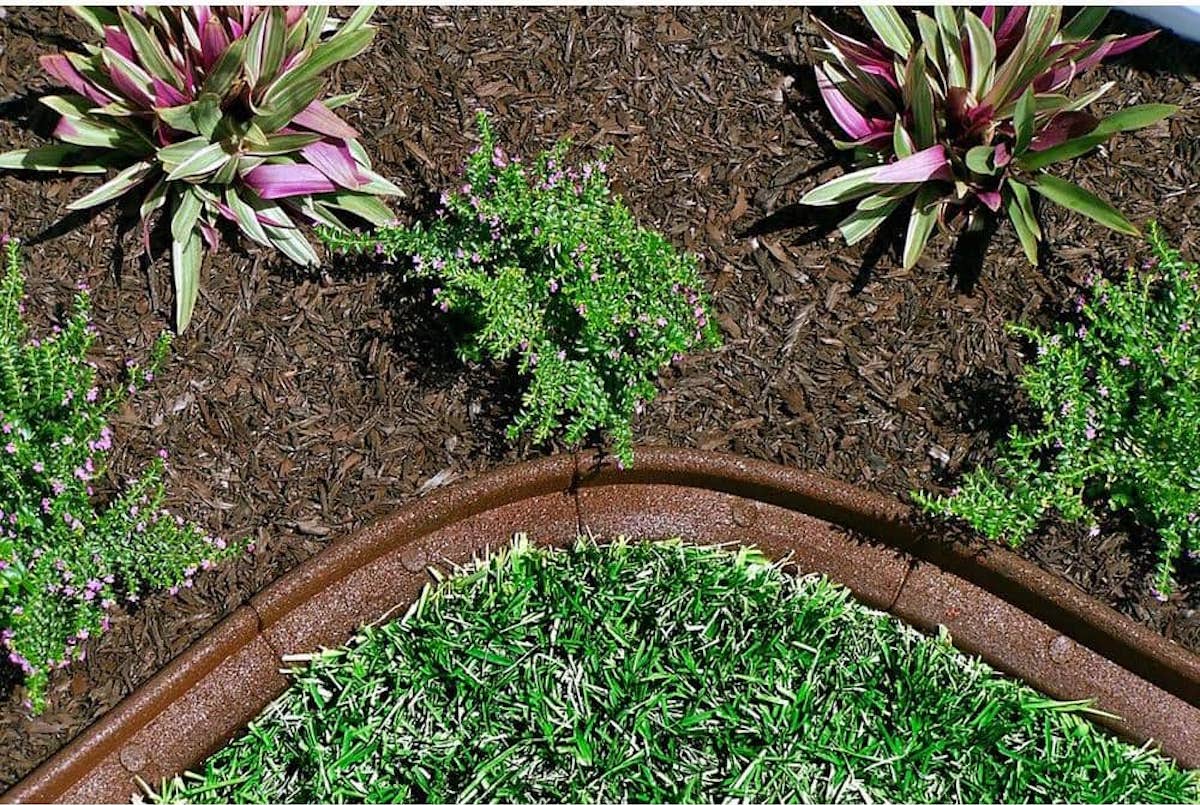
[
  {"left": 321, "top": 114, "right": 720, "bottom": 466},
  {"left": 0, "top": 237, "right": 239, "bottom": 710},
  {"left": 914, "top": 224, "right": 1199, "bottom": 598},
  {"left": 801, "top": 6, "right": 1175, "bottom": 268},
  {"left": 0, "top": 6, "right": 401, "bottom": 331}
]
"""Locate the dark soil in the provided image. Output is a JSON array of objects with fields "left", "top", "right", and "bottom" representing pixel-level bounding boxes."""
[{"left": 1, "top": 6, "right": 1198, "bottom": 789}]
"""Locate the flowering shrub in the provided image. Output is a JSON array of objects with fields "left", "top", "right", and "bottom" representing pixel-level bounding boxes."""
[
  {"left": 801, "top": 6, "right": 1175, "bottom": 268},
  {"left": 0, "top": 6, "right": 400, "bottom": 331},
  {"left": 321, "top": 113, "right": 720, "bottom": 466},
  {"left": 914, "top": 225, "right": 1199, "bottom": 598},
  {"left": 0, "top": 237, "right": 238, "bottom": 710}
]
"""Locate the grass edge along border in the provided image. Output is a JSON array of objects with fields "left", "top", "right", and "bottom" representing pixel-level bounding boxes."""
[{"left": 5, "top": 447, "right": 1200, "bottom": 803}]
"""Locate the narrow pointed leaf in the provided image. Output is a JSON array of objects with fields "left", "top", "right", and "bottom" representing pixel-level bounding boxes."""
[
  {"left": 264, "top": 222, "right": 319, "bottom": 267},
  {"left": 1005, "top": 182, "right": 1041, "bottom": 264},
  {"left": 118, "top": 8, "right": 180, "bottom": 89},
  {"left": 69, "top": 6, "right": 120, "bottom": 37},
  {"left": 874, "top": 145, "right": 950, "bottom": 183},
  {"left": 225, "top": 188, "right": 272, "bottom": 246},
  {"left": 243, "top": 164, "right": 339, "bottom": 199},
  {"left": 840, "top": 195, "right": 904, "bottom": 246},
  {"left": 291, "top": 99, "right": 359, "bottom": 139},
  {"left": 172, "top": 220, "right": 203, "bottom": 332},
  {"left": 171, "top": 186, "right": 204, "bottom": 243},
  {"left": 320, "top": 191, "right": 395, "bottom": 226},
  {"left": 1030, "top": 173, "right": 1139, "bottom": 236},
  {"left": 165, "top": 141, "right": 230, "bottom": 181},
  {"left": 0, "top": 144, "right": 107, "bottom": 174},
  {"left": 934, "top": 6, "right": 968, "bottom": 88},
  {"left": 1009, "top": 179, "right": 1041, "bottom": 240},
  {"left": 862, "top": 7, "right": 912, "bottom": 56},
  {"left": 66, "top": 161, "right": 152, "bottom": 209},
  {"left": 798, "top": 164, "right": 883, "bottom": 206},
  {"left": 892, "top": 118, "right": 914, "bottom": 159},
  {"left": 816, "top": 67, "right": 874, "bottom": 141},
  {"left": 1061, "top": 7, "right": 1108, "bottom": 41},
  {"left": 38, "top": 94, "right": 96, "bottom": 121},
  {"left": 244, "top": 133, "right": 324, "bottom": 157},
  {"left": 963, "top": 10, "right": 996, "bottom": 98},
  {"left": 1014, "top": 87, "right": 1035, "bottom": 154},
  {"left": 903, "top": 186, "right": 941, "bottom": 269},
  {"left": 904, "top": 45, "right": 935, "bottom": 148}
]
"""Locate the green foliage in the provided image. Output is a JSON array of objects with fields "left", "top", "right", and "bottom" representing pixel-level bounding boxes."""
[
  {"left": 915, "top": 224, "right": 1200, "bottom": 597},
  {"left": 157, "top": 536, "right": 1199, "bottom": 804},
  {"left": 0, "top": 6, "right": 400, "bottom": 331},
  {"left": 803, "top": 6, "right": 1174, "bottom": 268},
  {"left": 0, "top": 239, "right": 238, "bottom": 710},
  {"left": 321, "top": 114, "right": 720, "bottom": 466}
]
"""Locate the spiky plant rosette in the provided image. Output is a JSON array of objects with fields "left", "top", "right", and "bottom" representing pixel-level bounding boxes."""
[
  {"left": 0, "top": 6, "right": 401, "bottom": 330},
  {"left": 800, "top": 6, "right": 1176, "bottom": 269}
]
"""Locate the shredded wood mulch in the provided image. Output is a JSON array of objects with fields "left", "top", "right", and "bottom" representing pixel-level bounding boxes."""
[{"left": 1, "top": 6, "right": 1198, "bottom": 788}]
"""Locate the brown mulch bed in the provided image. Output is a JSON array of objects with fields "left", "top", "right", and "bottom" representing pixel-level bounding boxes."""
[{"left": 1, "top": 6, "right": 1199, "bottom": 789}]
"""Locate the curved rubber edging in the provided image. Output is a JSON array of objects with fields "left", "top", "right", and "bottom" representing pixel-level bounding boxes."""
[{"left": 5, "top": 448, "right": 1199, "bottom": 803}]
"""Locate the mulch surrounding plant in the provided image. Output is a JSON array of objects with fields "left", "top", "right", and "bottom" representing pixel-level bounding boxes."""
[{"left": 0, "top": 5, "right": 1198, "bottom": 789}]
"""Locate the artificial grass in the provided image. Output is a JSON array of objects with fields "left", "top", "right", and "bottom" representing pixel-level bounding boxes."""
[{"left": 155, "top": 536, "right": 1200, "bottom": 804}]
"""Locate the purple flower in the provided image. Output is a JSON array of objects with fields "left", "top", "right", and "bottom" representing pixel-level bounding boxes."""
[
  {"left": 1085, "top": 426, "right": 1097, "bottom": 440},
  {"left": 4, "top": 443, "right": 14, "bottom": 455},
  {"left": 548, "top": 278, "right": 559, "bottom": 293},
  {"left": 1, "top": 423, "right": 10, "bottom": 434},
  {"left": 1180, "top": 321, "right": 1192, "bottom": 333},
  {"left": 32, "top": 461, "right": 43, "bottom": 472},
  {"left": 1118, "top": 356, "right": 1132, "bottom": 366}
]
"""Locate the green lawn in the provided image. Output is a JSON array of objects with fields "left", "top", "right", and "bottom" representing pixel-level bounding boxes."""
[{"left": 156, "top": 536, "right": 1200, "bottom": 804}]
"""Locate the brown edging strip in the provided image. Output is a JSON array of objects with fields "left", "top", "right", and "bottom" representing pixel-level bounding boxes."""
[{"left": 6, "top": 448, "right": 1199, "bottom": 803}]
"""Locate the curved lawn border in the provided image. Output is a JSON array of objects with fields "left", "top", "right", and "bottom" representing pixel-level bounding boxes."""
[{"left": 5, "top": 448, "right": 1200, "bottom": 803}]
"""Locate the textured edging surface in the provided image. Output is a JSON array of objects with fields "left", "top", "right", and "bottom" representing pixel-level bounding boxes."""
[{"left": 5, "top": 448, "right": 1199, "bottom": 803}]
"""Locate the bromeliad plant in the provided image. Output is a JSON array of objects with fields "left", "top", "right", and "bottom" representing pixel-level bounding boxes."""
[
  {"left": 0, "top": 237, "right": 239, "bottom": 710},
  {"left": 914, "top": 225, "right": 1200, "bottom": 599},
  {"left": 0, "top": 6, "right": 400, "bottom": 331},
  {"left": 321, "top": 114, "right": 720, "bottom": 467},
  {"left": 800, "top": 7, "right": 1176, "bottom": 268}
]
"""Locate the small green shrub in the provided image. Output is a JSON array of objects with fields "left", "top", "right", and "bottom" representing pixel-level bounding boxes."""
[
  {"left": 915, "top": 224, "right": 1199, "bottom": 597},
  {"left": 0, "top": 238, "right": 238, "bottom": 710},
  {"left": 321, "top": 113, "right": 720, "bottom": 466}
]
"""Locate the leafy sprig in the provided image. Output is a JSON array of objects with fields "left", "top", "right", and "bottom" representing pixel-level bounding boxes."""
[
  {"left": 915, "top": 223, "right": 1200, "bottom": 597},
  {"left": 322, "top": 113, "right": 720, "bottom": 465},
  {"left": 0, "top": 238, "right": 239, "bottom": 710}
]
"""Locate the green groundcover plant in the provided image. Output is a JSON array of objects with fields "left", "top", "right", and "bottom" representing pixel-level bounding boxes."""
[
  {"left": 155, "top": 536, "right": 1198, "bottom": 804},
  {"left": 801, "top": 6, "right": 1175, "bottom": 268},
  {"left": 321, "top": 113, "right": 720, "bottom": 466},
  {"left": 0, "top": 6, "right": 401, "bottom": 331},
  {"left": 0, "top": 237, "right": 239, "bottom": 710},
  {"left": 915, "top": 224, "right": 1199, "bottom": 598}
]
